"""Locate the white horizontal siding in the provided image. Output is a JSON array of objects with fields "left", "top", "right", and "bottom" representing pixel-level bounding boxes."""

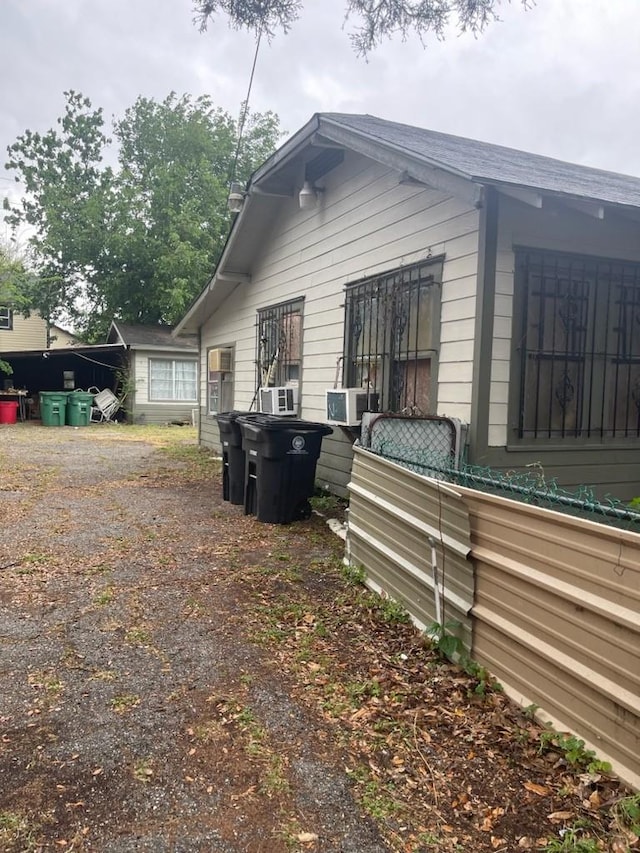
[
  {"left": 489, "top": 194, "right": 640, "bottom": 447},
  {"left": 440, "top": 284, "right": 478, "bottom": 322},
  {"left": 315, "top": 430, "right": 357, "bottom": 497},
  {"left": 131, "top": 403, "right": 196, "bottom": 425},
  {"left": 200, "top": 412, "right": 220, "bottom": 451},
  {"left": 200, "top": 152, "right": 480, "bottom": 488},
  {"left": 133, "top": 351, "right": 150, "bottom": 405},
  {"left": 440, "top": 317, "right": 475, "bottom": 343}
]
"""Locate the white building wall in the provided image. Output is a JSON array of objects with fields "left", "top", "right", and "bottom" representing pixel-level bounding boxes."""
[
  {"left": 489, "top": 195, "right": 640, "bottom": 447},
  {"left": 200, "top": 151, "right": 480, "bottom": 491},
  {"left": 133, "top": 350, "right": 150, "bottom": 405}
]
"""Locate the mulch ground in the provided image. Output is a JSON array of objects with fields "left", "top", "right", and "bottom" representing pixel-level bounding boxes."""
[{"left": 0, "top": 424, "right": 637, "bottom": 853}]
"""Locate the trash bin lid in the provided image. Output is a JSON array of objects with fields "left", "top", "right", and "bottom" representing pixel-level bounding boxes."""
[
  {"left": 217, "top": 411, "right": 261, "bottom": 440},
  {"left": 217, "top": 410, "right": 255, "bottom": 423},
  {"left": 238, "top": 414, "right": 332, "bottom": 436}
]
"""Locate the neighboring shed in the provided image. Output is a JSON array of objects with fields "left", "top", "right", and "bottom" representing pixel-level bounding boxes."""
[
  {"left": 107, "top": 321, "right": 198, "bottom": 424},
  {"left": 175, "top": 113, "right": 640, "bottom": 499}
]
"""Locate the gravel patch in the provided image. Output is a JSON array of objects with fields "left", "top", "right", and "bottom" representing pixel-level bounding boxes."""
[{"left": 0, "top": 425, "right": 390, "bottom": 852}]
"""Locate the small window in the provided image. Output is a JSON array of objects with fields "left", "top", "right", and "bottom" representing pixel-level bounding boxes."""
[
  {"left": 344, "top": 259, "right": 442, "bottom": 414},
  {"left": 256, "top": 298, "right": 303, "bottom": 388},
  {"left": 149, "top": 359, "right": 197, "bottom": 402},
  {"left": 207, "top": 347, "right": 233, "bottom": 415},
  {"left": 0, "top": 308, "right": 13, "bottom": 331}
]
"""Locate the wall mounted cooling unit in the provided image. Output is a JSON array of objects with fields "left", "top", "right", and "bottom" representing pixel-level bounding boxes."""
[
  {"left": 208, "top": 348, "right": 233, "bottom": 373},
  {"left": 259, "top": 386, "right": 299, "bottom": 416},
  {"left": 325, "top": 388, "right": 380, "bottom": 427}
]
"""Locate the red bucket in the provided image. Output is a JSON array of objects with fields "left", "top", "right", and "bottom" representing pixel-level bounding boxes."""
[{"left": 0, "top": 401, "right": 19, "bottom": 424}]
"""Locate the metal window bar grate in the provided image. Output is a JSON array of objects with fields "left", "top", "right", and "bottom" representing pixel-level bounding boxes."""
[
  {"left": 517, "top": 249, "right": 640, "bottom": 439},
  {"left": 256, "top": 300, "right": 302, "bottom": 389},
  {"left": 344, "top": 259, "right": 441, "bottom": 414}
]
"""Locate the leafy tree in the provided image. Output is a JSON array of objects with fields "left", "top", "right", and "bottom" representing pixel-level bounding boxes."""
[
  {"left": 0, "top": 246, "right": 32, "bottom": 314},
  {"left": 0, "top": 246, "right": 36, "bottom": 375},
  {"left": 4, "top": 91, "right": 282, "bottom": 340},
  {"left": 193, "top": 0, "right": 532, "bottom": 55},
  {"left": 4, "top": 91, "right": 115, "bottom": 335}
]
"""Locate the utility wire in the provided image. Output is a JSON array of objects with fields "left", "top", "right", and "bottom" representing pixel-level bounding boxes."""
[
  {"left": 229, "top": 27, "right": 263, "bottom": 187},
  {"left": 69, "top": 350, "right": 123, "bottom": 369}
]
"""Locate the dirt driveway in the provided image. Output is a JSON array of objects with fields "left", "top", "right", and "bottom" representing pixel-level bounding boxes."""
[{"left": 0, "top": 425, "right": 636, "bottom": 853}]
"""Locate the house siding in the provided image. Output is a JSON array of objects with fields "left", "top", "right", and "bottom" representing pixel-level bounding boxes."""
[
  {"left": 50, "top": 327, "right": 77, "bottom": 348},
  {"left": 199, "top": 151, "right": 480, "bottom": 492},
  {"left": 0, "top": 313, "right": 47, "bottom": 352},
  {"left": 486, "top": 194, "right": 640, "bottom": 499}
]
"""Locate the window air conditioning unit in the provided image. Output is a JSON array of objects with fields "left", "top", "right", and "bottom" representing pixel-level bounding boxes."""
[
  {"left": 208, "top": 348, "right": 233, "bottom": 373},
  {"left": 325, "top": 388, "right": 379, "bottom": 427},
  {"left": 259, "top": 386, "right": 299, "bottom": 416}
]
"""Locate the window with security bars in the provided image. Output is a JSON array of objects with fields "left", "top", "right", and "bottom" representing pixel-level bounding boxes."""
[
  {"left": 256, "top": 298, "right": 303, "bottom": 387},
  {"left": 344, "top": 259, "right": 442, "bottom": 414},
  {"left": 0, "top": 308, "right": 13, "bottom": 330},
  {"left": 149, "top": 359, "right": 197, "bottom": 402},
  {"left": 514, "top": 248, "right": 640, "bottom": 440}
]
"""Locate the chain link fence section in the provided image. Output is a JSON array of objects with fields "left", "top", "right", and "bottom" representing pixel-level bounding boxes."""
[
  {"left": 361, "top": 413, "right": 467, "bottom": 474},
  {"left": 361, "top": 416, "right": 640, "bottom": 533}
]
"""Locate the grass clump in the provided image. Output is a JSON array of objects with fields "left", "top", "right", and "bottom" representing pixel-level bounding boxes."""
[{"left": 0, "top": 811, "right": 38, "bottom": 852}]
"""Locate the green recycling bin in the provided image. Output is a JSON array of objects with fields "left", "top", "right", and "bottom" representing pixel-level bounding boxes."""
[
  {"left": 40, "top": 392, "right": 68, "bottom": 427},
  {"left": 66, "top": 390, "right": 94, "bottom": 427}
]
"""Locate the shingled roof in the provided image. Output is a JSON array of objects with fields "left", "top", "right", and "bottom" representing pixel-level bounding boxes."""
[
  {"left": 108, "top": 322, "right": 197, "bottom": 350},
  {"left": 312, "top": 114, "right": 640, "bottom": 209},
  {"left": 175, "top": 112, "right": 640, "bottom": 336}
]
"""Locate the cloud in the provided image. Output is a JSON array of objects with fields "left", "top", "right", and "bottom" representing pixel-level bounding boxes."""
[{"left": 1, "top": 0, "right": 640, "bottom": 200}]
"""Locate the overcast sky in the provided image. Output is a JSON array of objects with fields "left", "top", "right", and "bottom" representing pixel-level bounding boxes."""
[{"left": 2, "top": 0, "right": 640, "bottom": 222}]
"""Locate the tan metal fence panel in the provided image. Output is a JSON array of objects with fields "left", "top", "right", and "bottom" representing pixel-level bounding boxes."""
[
  {"left": 347, "top": 447, "right": 474, "bottom": 648},
  {"left": 457, "top": 486, "right": 640, "bottom": 790}
]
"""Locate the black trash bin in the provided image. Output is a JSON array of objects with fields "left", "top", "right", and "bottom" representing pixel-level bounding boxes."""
[
  {"left": 238, "top": 415, "right": 332, "bottom": 524},
  {"left": 216, "top": 411, "right": 255, "bottom": 504}
]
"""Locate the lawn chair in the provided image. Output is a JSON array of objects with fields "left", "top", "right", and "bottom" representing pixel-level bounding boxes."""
[{"left": 89, "top": 387, "right": 120, "bottom": 422}]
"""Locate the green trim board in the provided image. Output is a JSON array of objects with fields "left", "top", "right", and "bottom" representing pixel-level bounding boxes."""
[
  {"left": 480, "top": 444, "right": 640, "bottom": 502},
  {"left": 469, "top": 187, "right": 498, "bottom": 464}
]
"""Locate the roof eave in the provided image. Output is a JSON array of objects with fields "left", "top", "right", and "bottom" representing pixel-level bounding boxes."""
[
  {"left": 250, "top": 114, "right": 323, "bottom": 187},
  {"left": 489, "top": 178, "right": 640, "bottom": 215},
  {"left": 129, "top": 343, "right": 198, "bottom": 353},
  {"left": 107, "top": 319, "right": 126, "bottom": 346},
  {"left": 174, "top": 114, "right": 490, "bottom": 337}
]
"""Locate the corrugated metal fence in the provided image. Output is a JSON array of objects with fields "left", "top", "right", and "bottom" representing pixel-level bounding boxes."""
[
  {"left": 347, "top": 445, "right": 640, "bottom": 791},
  {"left": 348, "top": 448, "right": 474, "bottom": 648}
]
